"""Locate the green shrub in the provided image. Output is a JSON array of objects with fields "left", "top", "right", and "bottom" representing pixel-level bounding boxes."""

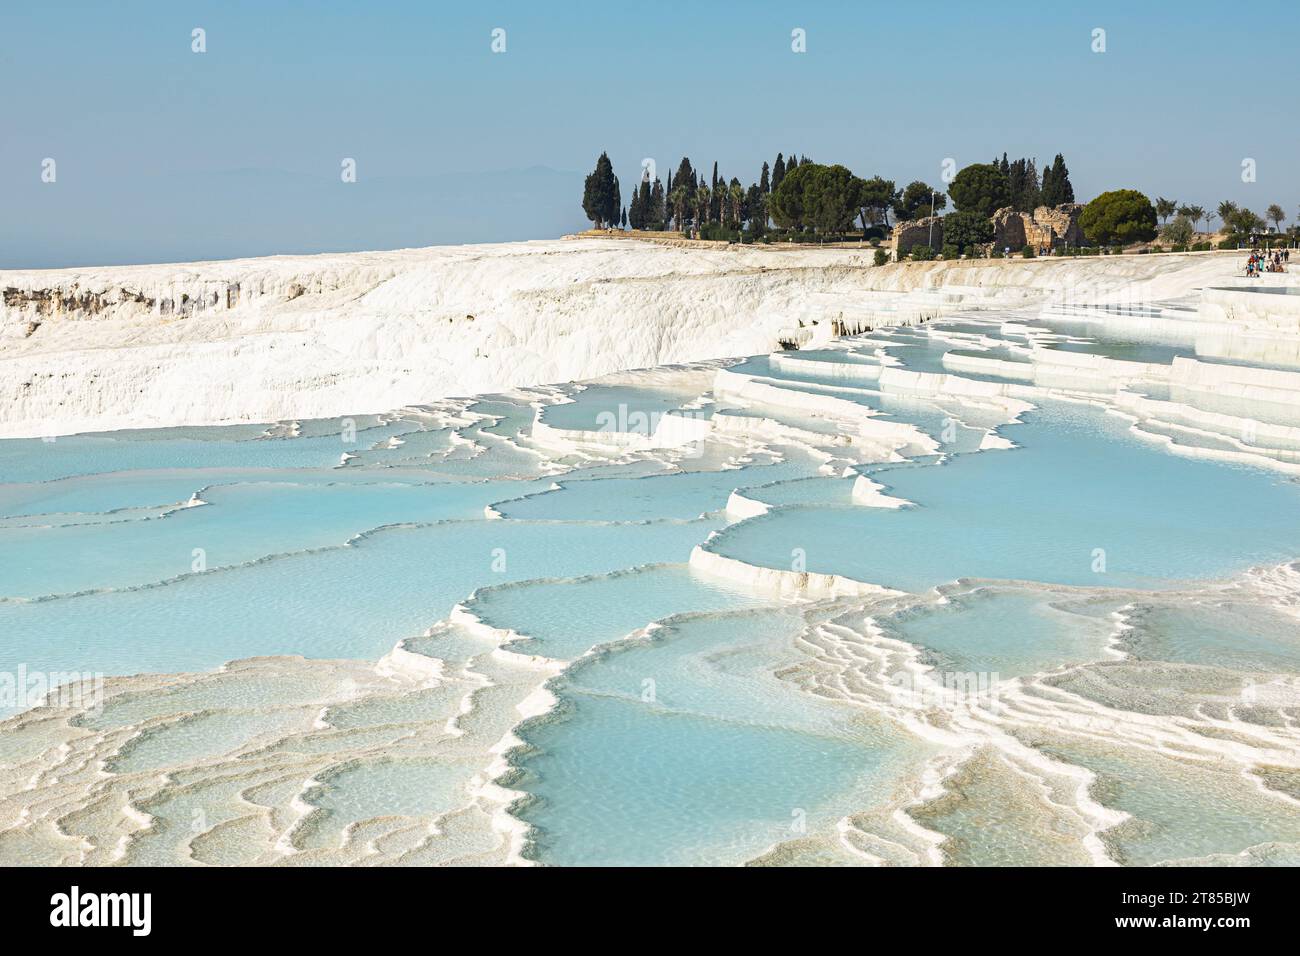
[
  {"left": 1149, "top": 244, "right": 1164, "bottom": 254},
  {"left": 942, "top": 210, "right": 995, "bottom": 250},
  {"left": 700, "top": 222, "right": 742, "bottom": 242},
  {"left": 941, "top": 244, "right": 960, "bottom": 260},
  {"left": 1159, "top": 214, "right": 1195, "bottom": 248},
  {"left": 1021, "top": 245, "right": 1035, "bottom": 258},
  {"left": 873, "top": 248, "right": 889, "bottom": 267},
  {"left": 910, "top": 244, "right": 934, "bottom": 261}
]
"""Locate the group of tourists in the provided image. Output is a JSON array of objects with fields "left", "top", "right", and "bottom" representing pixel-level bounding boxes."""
[{"left": 1246, "top": 248, "right": 1289, "bottom": 276}]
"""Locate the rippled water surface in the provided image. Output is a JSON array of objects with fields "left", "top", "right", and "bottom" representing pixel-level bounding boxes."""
[{"left": 3, "top": 300, "right": 1299, "bottom": 867}]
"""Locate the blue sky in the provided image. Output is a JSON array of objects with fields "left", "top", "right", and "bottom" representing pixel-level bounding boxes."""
[{"left": 2, "top": 0, "right": 1296, "bottom": 266}]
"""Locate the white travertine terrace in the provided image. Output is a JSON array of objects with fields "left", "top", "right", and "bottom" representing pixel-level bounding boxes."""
[
  {"left": 0, "top": 239, "right": 1252, "bottom": 438},
  {"left": 3, "top": 241, "right": 1300, "bottom": 867}
]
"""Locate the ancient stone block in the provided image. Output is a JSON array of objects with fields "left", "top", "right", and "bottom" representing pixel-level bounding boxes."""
[{"left": 893, "top": 217, "right": 943, "bottom": 256}]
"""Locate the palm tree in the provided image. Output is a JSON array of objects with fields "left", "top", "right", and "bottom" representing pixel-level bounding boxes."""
[
  {"left": 1237, "top": 207, "right": 1265, "bottom": 235},
  {"left": 728, "top": 182, "right": 745, "bottom": 230},
  {"left": 1180, "top": 205, "right": 1206, "bottom": 236},
  {"left": 1266, "top": 204, "right": 1286, "bottom": 233},
  {"left": 693, "top": 184, "right": 710, "bottom": 238},
  {"left": 1217, "top": 200, "right": 1238, "bottom": 233},
  {"left": 1155, "top": 197, "right": 1178, "bottom": 223},
  {"left": 668, "top": 185, "right": 689, "bottom": 232}
]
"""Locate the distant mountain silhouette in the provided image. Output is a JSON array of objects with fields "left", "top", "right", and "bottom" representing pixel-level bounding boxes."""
[{"left": 3, "top": 165, "right": 587, "bottom": 268}]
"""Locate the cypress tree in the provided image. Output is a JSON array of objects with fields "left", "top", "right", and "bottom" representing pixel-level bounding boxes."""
[
  {"left": 1023, "top": 158, "right": 1040, "bottom": 210},
  {"left": 582, "top": 151, "right": 619, "bottom": 228},
  {"left": 710, "top": 162, "right": 720, "bottom": 223},
  {"left": 1006, "top": 159, "right": 1023, "bottom": 211},
  {"left": 1002, "top": 157, "right": 1041, "bottom": 212},
  {"left": 759, "top": 161, "right": 770, "bottom": 194},
  {"left": 674, "top": 158, "right": 695, "bottom": 199},
  {"left": 1058, "top": 155, "right": 1074, "bottom": 203},
  {"left": 772, "top": 154, "right": 785, "bottom": 191},
  {"left": 629, "top": 188, "right": 642, "bottom": 230},
  {"left": 1042, "top": 154, "right": 1074, "bottom": 205}
]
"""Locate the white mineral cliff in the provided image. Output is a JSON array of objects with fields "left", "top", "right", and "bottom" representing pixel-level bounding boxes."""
[{"left": 0, "top": 238, "right": 1251, "bottom": 437}]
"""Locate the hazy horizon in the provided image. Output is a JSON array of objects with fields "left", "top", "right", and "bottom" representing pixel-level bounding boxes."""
[{"left": 3, "top": 0, "right": 1297, "bottom": 268}]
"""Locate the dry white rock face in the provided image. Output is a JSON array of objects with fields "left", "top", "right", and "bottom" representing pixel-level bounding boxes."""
[{"left": 0, "top": 238, "right": 1244, "bottom": 437}]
